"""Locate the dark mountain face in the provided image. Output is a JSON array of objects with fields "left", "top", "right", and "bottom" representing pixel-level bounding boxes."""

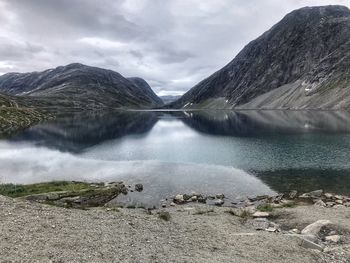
[
  {"left": 172, "top": 5, "right": 350, "bottom": 110},
  {"left": 127, "top": 77, "right": 163, "bottom": 106},
  {"left": 0, "top": 63, "right": 163, "bottom": 109}
]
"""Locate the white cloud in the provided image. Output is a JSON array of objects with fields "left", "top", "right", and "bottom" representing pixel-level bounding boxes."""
[{"left": 0, "top": 0, "right": 349, "bottom": 95}]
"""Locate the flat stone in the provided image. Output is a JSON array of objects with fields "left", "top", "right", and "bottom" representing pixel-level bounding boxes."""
[
  {"left": 308, "top": 190, "right": 323, "bottom": 197},
  {"left": 252, "top": 211, "right": 270, "bottom": 218},
  {"left": 301, "top": 220, "right": 331, "bottom": 236},
  {"left": 300, "top": 238, "right": 324, "bottom": 251},
  {"left": 334, "top": 195, "right": 343, "bottom": 200},
  {"left": 335, "top": 200, "right": 343, "bottom": 204},
  {"left": 325, "top": 235, "right": 341, "bottom": 243}
]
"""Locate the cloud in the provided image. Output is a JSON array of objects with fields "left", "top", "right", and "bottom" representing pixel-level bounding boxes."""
[{"left": 0, "top": 0, "right": 349, "bottom": 94}]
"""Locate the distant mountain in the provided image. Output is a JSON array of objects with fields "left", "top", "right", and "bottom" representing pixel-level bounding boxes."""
[
  {"left": 160, "top": 95, "right": 181, "bottom": 104},
  {"left": 171, "top": 5, "right": 350, "bottom": 110},
  {"left": 0, "top": 63, "right": 163, "bottom": 109}
]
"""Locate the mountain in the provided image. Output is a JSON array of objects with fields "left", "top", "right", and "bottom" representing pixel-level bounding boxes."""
[
  {"left": 0, "top": 63, "right": 163, "bottom": 110},
  {"left": 160, "top": 95, "right": 182, "bottom": 104},
  {"left": 171, "top": 5, "right": 350, "bottom": 110},
  {"left": 127, "top": 77, "right": 163, "bottom": 106},
  {"left": 0, "top": 93, "right": 49, "bottom": 137}
]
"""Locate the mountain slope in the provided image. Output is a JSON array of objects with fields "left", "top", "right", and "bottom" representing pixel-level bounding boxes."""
[
  {"left": 172, "top": 5, "right": 350, "bottom": 110},
  {"left": 0, "top": 93, "right": 49, "bottom": 137},
  {"left": 127, "top": 77, "right": 163, "bottom": 106},
  {"left": 0, "top": 63, "right": 163, "bottom": 109}
]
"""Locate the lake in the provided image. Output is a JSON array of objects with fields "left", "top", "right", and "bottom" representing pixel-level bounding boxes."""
[{"left": 1, "top": 110, "right": 350, "bottom": 207}]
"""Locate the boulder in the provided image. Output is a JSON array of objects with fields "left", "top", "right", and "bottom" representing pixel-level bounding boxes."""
[
  {"left": 301, "top": 220, "right": 331, "bottom": 236},
  {"left": 324, "top": 193, "right": 333, "bottom": 199},
  {"left": 289, "top": 190, "right": 298, "bottom": 199}
]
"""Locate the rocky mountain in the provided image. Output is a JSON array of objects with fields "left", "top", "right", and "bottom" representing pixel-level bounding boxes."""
[
  {"left": 171, "top": 5, "right": 350, "bottom": 110},
  {"left": 0, "top": 63, "right": 163, "bottom": 110}
]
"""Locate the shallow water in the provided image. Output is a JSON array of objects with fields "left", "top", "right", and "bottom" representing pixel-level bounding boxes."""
[{"left": 1, "top": 110, "right": 350, "bottom": 206}]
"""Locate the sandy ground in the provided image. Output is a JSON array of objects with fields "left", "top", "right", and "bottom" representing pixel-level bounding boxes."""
[{"left": 0, "top": 195, "right": 349, "bottom": 263}]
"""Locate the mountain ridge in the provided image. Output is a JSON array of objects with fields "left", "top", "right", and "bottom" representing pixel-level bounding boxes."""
[
  {"left": 0, "top": 63, "right": 163, "bottom": 109},
  {"left": 170, "top": 5, "right": 350, "bottom": 110}
]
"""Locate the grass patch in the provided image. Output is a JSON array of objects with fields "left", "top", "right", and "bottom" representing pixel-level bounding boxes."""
[
  {"left": 158, "top": 211, "right": 171, "bottom": 221},
  {"left": 258, "top": 204, "right": 274, "bottom": 212},
  {"left": 0, "top": 181, "right": 94, "bottom": 198},
  {"left": 280, "top": 201, "right": 297, "bottom": 208}
]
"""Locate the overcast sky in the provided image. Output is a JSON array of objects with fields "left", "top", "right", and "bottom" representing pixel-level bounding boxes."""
[{"left": 0, "top": 0, "right": 349, "bottom": 95}]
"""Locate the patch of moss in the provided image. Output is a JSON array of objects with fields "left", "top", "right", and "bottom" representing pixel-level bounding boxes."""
[
  {"left": 0, "top": 181, "right": 94, "bottom": 198},
  {"left": 258, "top": 204, "right": 274, "bottom": 212}
]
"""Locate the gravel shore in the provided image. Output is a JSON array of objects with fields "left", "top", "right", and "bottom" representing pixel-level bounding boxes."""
[{"left": 1, "top": 195, "right": 349, "bottom": 263}]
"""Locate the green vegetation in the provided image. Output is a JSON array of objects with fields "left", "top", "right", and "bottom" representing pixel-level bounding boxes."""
[
  {"left": 0, "top": 181, "right": 94, "bottom": 198},
  {"left": 158, "top": 211, "right": 171, "bottom": 221},
  {"left": 258, "top": 204, "right": 274, "bottom": 212}
]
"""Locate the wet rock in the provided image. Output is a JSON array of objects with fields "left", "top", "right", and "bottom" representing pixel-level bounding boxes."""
[
  {"left": 325, "top": 235, "right": 341, "bottom": 243},
  {"left": 135, "top": 184, "right": 143, "bottom": 192},
  {"left": 301, "top": 220, "right": 331, "bottom": 236},
  {"left": 252, "top": 212, "right": 270, "bottom": 218},
  {"left": 183, "top": 194, "right": 192, "bottom": 201},
  {"left": 214, "top": 199, "right": 224, "bottom": 206}
]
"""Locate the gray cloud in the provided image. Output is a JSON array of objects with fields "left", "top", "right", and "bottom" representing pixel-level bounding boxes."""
[{"left": 0, "top": 0, "right": 349, "bottom": 94}]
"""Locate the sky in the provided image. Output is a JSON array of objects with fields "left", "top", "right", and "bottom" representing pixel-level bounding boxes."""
[{"left": 0, "top": 0, "right": 349, "bottom": 96}]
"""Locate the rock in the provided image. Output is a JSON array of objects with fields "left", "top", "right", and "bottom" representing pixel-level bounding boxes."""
[
  {"left": 161, "top": 203, "right": 167, "bottom": 208},
  {"left": 314, "top": 200, "right": 326, "bottom": 207},
  {"left": 183, "top": 194, "right": 192, "bottom": 201},
  {"left": 197, "top": 196, "right": 207, "bottom": 203},
  {"left": 174, "top": 194, "right": 184, "bottom": 204},
  {"left": 250, "top": 218, "right": 270, "bottom": 230},
  {"left": 334, "top": 195, "right": 343, "bottom": 200},
  {"left": 265, "top": 227, "right": 277, "bottom": 232},
  {"left": 335, "top": 199, "right": 343, "bottom": 204},
  {"left": 344, "top": 202, "right": 350, "bottom": 207},
  {"left": 326, "top": 202, "right": 335, "bottom": 207},
  {"left": 300, "top": 238, "right": 324, "bottom": 251},
  {"left": 325, "top": 235, "right": 341, "bottom": 243},
  {"left": 289, "top": 190, "right": 298, "bottom": 199},
  {"left": 135, "top": 184, "right": 143, "bottom": 192},
  {"left": 252, "top": 212, "right": 270, "bottom": 218},
  {"left": 289, "top": 229, "right": 300, "bottom": 234},
  {"left": 216, "top": 194, "right": 225, "bottom": 199},
  {"left": 324, "top": 193, "right": 333, "bottom": 199},
  {"left": 214, "top": 199, "right": 224, "bottom": 206},
  {"left": 190, "top": 196, "right": 197, "bottom": 202},
  {"left": 170, "top": 202, "right": 176, "bottom": 207},
  {"left": 301, "top": 220, "right": 331, "bottom": 236}
]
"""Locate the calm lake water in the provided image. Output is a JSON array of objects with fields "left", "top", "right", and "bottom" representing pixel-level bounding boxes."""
[{"left": 1, "top": 110, "right": 350, "bottom": 206}]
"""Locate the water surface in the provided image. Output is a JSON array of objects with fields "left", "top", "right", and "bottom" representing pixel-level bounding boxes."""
[{"left": 1, "top": 110, "right": 350, "bottom": 206}]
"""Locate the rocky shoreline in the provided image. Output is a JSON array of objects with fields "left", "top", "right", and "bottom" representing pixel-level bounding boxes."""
[{"left": 1, "top": 182, "right": 350, "bottom": 262}]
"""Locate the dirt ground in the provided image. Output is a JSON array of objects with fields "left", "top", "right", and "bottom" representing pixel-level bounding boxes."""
[{"left": 0, "top": 195, "right": 349, "bottom": 263}]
